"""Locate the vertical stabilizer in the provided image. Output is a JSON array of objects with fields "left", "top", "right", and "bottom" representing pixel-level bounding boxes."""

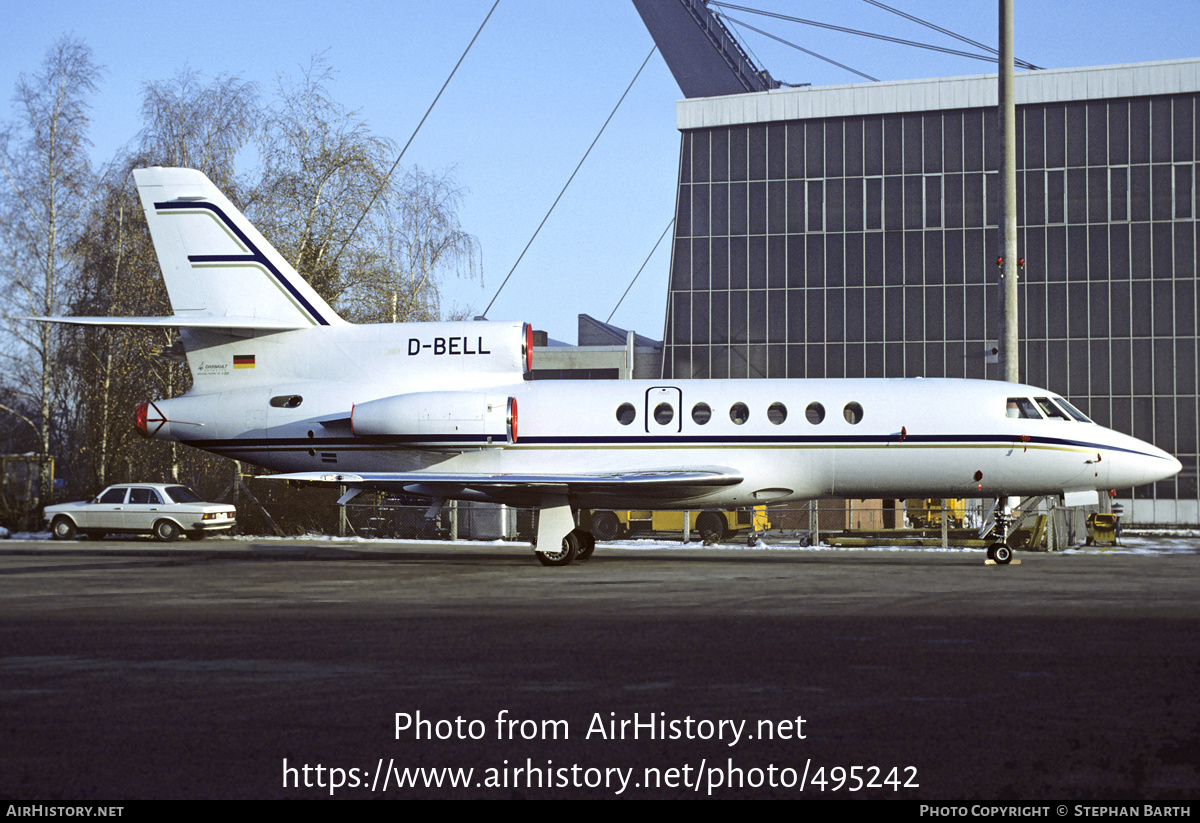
[{"left": 133, "top": 167, "right": 345, "bottom": 328}]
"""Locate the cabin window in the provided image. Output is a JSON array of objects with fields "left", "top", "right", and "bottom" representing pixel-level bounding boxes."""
[
  {"left": 1054, "top": 397, "right": 1093, "bottom": 423},
  {"left": 1006, "top": 397, "right": 1042, "bottom": 419},
  {"left": 654, "top": 403, "right": 675, "bottom": 426},
  {"left": 691, "top": 403, "right": 712, "bottom": 425},
  {"left": 767, "top": 402, "right": 787, "bottom": 425},
  {"left": 1034, "top": 397, "right": 1070, "bottom": 420},
  {"left": 806, "top": 402, "right": 825, "bottom": 424},
  {"left": 730, "top": 402, "right": 749, "bottom": 425},
  {"left": 843, "top": 402, "right": 864, "bottom": 424},
  {"left": 615, "top": 403, "right": 636, "bottom": 425}
]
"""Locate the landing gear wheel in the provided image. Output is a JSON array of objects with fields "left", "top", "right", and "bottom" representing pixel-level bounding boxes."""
[
  {"left": 154, "top": 519, "right": 180, "bottom": 543},
  {"left": 575, "top": 530, "right": 596, "bottom": 562},
  {"left": 591, "top": 511, "right": 621, "bottom": 541},
  {"left": 51, "top": 516, "right": 77, "bottom": 541},
  {"left": 992, "top": 544, "right": 1013, "bottom": 565},
  {"left": 536, "top": 530, "right": 580, "bottom": 567}
]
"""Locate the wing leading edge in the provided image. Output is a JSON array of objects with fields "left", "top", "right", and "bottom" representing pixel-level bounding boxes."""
[{"left": 262, "top": 467, "right": 744, "bottom": 506}]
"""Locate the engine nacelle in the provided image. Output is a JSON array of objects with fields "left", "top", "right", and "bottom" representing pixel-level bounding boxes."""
[{"left": 351, "top": 391, "right": 518, "bottom": 443}]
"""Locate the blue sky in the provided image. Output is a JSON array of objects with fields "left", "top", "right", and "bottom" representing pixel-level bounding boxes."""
[{"left": 2, "top": 1, "right": 1197, "bottom": 344}]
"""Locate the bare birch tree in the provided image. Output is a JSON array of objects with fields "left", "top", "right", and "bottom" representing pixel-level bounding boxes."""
[{"left": 0, "top": 35, "right": 102, "bottom": 514}]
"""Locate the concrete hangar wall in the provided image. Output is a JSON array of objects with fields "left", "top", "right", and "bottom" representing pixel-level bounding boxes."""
[{"left": 661, "top": 58, "right": 1200, "bottom": 525}]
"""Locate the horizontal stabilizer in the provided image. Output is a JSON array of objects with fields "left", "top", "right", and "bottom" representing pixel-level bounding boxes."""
[{"left": 26, "top": 315, "right": 309, "bottom": 331}]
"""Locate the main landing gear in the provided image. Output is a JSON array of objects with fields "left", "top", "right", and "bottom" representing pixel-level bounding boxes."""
[
  {"left": 535, "top": 528, "right": 595, "bottom": 567},
  {"left": 533, "top": 497, "right": 595, "bottom": 567}
]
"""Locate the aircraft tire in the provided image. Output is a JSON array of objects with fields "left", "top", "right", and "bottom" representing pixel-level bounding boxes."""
[
  {"left": 993, "top": 544, "right": 1013, "bottom": 565},
  {"left": 51, "top": 516, "right": 77, "bottom": 541},
  {"left": 536, "top": 531, "right": 579, "bottom": 567},
  {"left": 575, "top": 530, "right": 596, "bottom": 562}
]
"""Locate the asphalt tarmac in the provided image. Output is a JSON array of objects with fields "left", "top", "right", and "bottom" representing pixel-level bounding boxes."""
[{"left": 0, "top": 537, "right": 1197, "bottom": 799}]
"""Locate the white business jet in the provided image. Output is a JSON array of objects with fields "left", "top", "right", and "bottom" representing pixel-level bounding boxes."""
[{"left": 42, "top": 168, "right": 1181, "bottom": 565}]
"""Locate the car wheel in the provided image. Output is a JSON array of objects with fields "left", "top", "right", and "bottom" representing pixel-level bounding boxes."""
[
  {"left": 51, "top": 516, "right": 77, "bottom": 540},
  {"left": 154, "top": 520, "right": 181, "bottom": 542}
]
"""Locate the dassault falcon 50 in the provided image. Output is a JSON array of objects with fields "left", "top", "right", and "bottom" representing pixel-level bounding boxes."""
[{"left": 39, "top": 168, "right": 1181, "bottom": 565}]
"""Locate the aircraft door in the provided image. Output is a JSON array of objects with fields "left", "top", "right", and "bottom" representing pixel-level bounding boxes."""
[{"left": 645, "top": 386, "right": 682, "bottom": 434}]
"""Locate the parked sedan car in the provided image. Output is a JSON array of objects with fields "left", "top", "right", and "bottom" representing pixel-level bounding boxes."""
[{"left": 44, "top": 484, "right": 237, "bottom": 542}]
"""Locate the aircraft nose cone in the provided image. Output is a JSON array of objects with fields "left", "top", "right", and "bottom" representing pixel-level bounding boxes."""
[{"left": 1112, "top": 439, "right": 1182, "bottom": 488}]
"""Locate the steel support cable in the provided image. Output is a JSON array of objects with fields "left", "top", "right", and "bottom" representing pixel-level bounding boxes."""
[
  {"left": 481, "top": 44, "right": 657, "bottom": 319},
  {"left": 862, "top": 0, "right": 1042, "bottom": 70},
  {"left": 331, "top": 0, "right": 499, "bottom": 270},
  {"left": 718, "top": 13, "right": 879, "bottom": 82},
  {"left": 709, "top": 1, "right": 1036, "bottom": 69},
  {"left": 606, "top": 217, "right": 674, "bottom": 325}
]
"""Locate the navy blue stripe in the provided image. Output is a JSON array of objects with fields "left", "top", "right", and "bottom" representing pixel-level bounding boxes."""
[
  {"left": 178, "top": 432, "right": 1166, "bottom": 460},
  {"left": 155, "top": 200, "right": 330, "bottom": 326}
]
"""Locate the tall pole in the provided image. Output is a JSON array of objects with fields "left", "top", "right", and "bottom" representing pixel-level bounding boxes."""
[{"left": 998, "top": 0, "right": 1019, "bottom": 382}]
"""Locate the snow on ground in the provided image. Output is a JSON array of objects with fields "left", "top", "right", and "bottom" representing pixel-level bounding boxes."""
[{"left": 8, "top": 530, "right": 1199, "bottom": 554}]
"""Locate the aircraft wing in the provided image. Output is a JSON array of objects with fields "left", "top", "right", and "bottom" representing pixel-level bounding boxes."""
[
  {"left": 26, "top": 315, "right": 308, "bottom": 331},
  {"left": 262, "top": 468, "right": 743, "bottom": 505}
]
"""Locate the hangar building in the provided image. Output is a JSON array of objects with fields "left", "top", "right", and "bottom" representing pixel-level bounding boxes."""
[{"left": 656, "top": 58, "right": 1200, "bottom": 525}]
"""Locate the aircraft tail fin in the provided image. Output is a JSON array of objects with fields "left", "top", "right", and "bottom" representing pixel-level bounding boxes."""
[{"left": 132, "top": 166, "right": 345, "bottom": 328}]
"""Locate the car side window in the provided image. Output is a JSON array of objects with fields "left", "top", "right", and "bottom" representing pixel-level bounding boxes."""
[
  {"left": 129, "top": 488, "right": 158, "bottom": 504},
  {"left": 98, "top": 488, "right": 127, "bottom": 504}
]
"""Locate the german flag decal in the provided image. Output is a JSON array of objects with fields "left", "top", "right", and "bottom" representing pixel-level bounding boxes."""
[{"left": 233, "top": 354, "right": 256, "bottom": 369}]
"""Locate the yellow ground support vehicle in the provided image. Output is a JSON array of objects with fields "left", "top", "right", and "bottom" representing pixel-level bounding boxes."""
[
  {"left": 904, "top": 498, "right": 965, "bottom": 529},
  {"left": 589, "top": 508, "right": 768, "bottom": 541}
]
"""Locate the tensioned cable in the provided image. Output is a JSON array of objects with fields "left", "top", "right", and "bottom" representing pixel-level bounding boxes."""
[
  {"left": 481, "top": 44, "right": 657, "bottom": 319},
  {"left": 718, "top": 13, "right": 879, "bottom": 82},
  {"left": 862, "top": 0, "right": 1042, "bottom": 70},
  {"left": 708, "top": 2, "right": 1038, "bottom": 70},
  {"left": 607, "top": 218, "right": 674, "bottom": 325},
  {"left": 330, "top": 0, "right": 499, "bottom": 270}
]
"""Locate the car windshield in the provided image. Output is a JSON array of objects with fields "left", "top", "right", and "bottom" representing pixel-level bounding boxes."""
[{"left": 164, "top": 486, "right": 202, "bottom": 504}]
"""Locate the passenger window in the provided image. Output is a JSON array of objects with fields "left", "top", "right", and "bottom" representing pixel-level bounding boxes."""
[
  {"left": 616, "top": 403, "right": 636, "bottom": 425},
  {"left": 767, "top": 402, "right": 787, "bottom": 425},
  {"left": 729, "top": 403, "right": 749, "bottom": 425},
  {"left": 843, "top": 402, "right": 864, "bottom": 424},
  {"left": 99, "top": 488, "right": 127, "bottom": 504},
  {"left": 129, "top": 488, "right": 153, "bottom": 504},
  {"left": 1054, "top": 397, "right": 1093, "bottom": 423},
  {"left": 654, "top": 403, "right": 674, "bottom": 426},
  {"left": 806, "top": 402, "right": 825, "bottom": 424},
  {"left": 691, "top": 403, "right": 712, "bottom": 425},
  {"left": 1006, "top": 397, "right": 1042, "bottom": 419},
  {"left": 1034, "top": 397, "right": 1070, "bottom": 421}
]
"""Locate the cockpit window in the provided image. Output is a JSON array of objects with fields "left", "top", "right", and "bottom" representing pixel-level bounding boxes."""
[
  {"left": 1034, "top": 397, "right": 1070, "bottom": 421},
  {"left": 1054, "top": 397, "right": 1093, "bottom": 423},
  {"left": 1006, "top": 398, "right": 1042, "bottom": 419}
]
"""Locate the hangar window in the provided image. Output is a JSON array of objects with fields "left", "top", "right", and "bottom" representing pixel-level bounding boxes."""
[
  {"left": 654, "top": 403, "right": 675, "bottom": 426},
  {"left": 615, "top": 403, "right": 636, "bottom": 425},
  {"left": 691, "top": 403, "right": 712, "bottom": 425},
  {"left": 1006, "top": 397, "right": 1042, "bottom": 419},
  {"left": 806, "top": 402, "right": 825, "bottom": 424},
  {"left": 1034, "top": 397, "right": 1070, "bottom": 421},
  {"left": 843, "top": 402, "right": 864, "bottom": 424},
  {"left": 767, "top": 402, "right": 787, "bottom": 425},
  {"left": 729, "top": 402, "right": 749, "bottom": 425}
]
